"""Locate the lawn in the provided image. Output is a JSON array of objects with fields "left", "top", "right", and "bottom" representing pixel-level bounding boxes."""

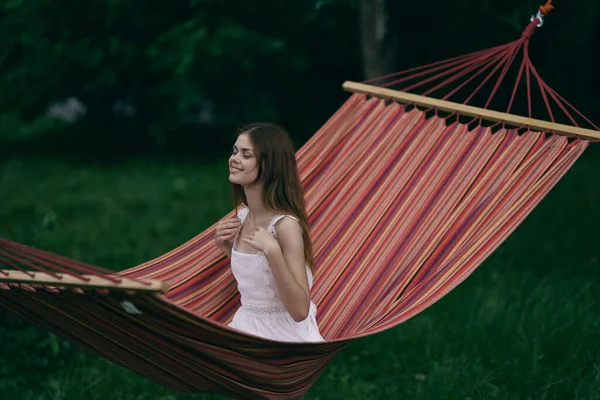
[{"left": 1, "top": 143, "right": 599, "bottom": 400}]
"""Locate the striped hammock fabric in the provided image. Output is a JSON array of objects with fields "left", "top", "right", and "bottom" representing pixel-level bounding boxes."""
[
  {"left": 0, "top": 93, "right": 590, "bottom": 399},
  {"left": 1, "top": 12, "right": 598, "bottom": 400}
]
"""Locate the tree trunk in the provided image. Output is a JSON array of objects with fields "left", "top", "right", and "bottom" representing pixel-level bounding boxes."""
[{"left": 359, "top": 0, "right": 396, "bottom": 82}]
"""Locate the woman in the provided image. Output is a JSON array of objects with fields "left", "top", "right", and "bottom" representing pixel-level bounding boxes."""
[{"left": 214, "top": 122, "right": 324, "bottom": 342}]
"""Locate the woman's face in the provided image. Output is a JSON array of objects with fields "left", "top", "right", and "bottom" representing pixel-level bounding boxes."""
[{"left": 229, "top": 133, "right": 259, "bottom": 186}]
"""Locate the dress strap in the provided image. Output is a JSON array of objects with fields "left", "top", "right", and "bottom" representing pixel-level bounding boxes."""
[
  {"left": 233, "top": 207, "right": 249, "bottom": 249},
  {"left": 237, "top": 207, "right": 250, "bottom": 222},
  {"left": 268, "top": 214, "right": 301, "bottom": 238}
]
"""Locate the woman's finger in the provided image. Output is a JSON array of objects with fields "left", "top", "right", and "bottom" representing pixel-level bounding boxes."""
[
  {"left": 218, "top": 220, "right": 239, "bottom": 230},
  {"left": 217, "top": 226, "right": 238, "bottom": 232},
  {"left": 241, "top": 238, "right": 255, "bottom": 248},
  {"left": 218, "top": 224, "right": 234, "bottom": 231}
]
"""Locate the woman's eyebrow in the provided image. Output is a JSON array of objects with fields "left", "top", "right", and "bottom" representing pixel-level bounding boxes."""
[{"left": 233, "top": 145, "right": 254, "bottom": 152}]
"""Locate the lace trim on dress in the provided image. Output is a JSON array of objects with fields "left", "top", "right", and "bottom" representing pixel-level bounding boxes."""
[{"left": 240, "top": 304, "right": 288, "bottom": 316}]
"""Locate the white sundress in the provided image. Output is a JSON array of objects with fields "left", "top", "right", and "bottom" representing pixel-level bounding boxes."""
[{"left": 227, "top": 207, "right": 324, "bottom": 342}]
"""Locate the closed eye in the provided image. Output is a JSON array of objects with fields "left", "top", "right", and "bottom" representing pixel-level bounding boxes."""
[{"left": 232, "top": 146, "right": 254, "bottom": 158}]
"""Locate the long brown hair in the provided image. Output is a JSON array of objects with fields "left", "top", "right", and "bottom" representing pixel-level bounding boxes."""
[{"left": 232, "top": 122, "right": 314, "bottom": 271}]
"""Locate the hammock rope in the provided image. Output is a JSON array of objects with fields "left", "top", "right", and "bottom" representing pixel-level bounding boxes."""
[
  {"left": 1, "top": 3, "right": 598, "bottom": 399},
  {"left": 362, "top": 1, "right": 599, "bottom": 138}
]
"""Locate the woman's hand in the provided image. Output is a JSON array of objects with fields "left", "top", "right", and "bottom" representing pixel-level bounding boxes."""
[
  {"left": 241, "top": 226, "right": 280, "bottom": 256},
  {"left": 214, "top": 217, "right": 241, "bottom": 252}
]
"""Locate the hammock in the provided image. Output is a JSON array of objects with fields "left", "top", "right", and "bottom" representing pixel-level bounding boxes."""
[{"left": 1, "top": 5, "right": 599, "bottom": 400}]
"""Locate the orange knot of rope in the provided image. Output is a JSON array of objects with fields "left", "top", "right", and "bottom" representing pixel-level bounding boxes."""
[{"left": 539, "top": 0, "right": 554, "bottom": 16}]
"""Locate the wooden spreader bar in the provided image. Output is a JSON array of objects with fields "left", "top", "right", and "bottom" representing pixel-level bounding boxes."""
[
  {"left": 343, "top": 81, "right": 600, "bottom": 141},
  {"left": 0, "top": 270, "right": 169, "bottom": 293}
]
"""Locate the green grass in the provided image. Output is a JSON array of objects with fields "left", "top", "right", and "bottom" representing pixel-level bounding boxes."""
[{"left": 1, "top": 145, "right": 599, "bottom": 400}]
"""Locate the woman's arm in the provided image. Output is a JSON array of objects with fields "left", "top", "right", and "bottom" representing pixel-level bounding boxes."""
[{"left": 264, "top": 218, "right": 311, "bottom": 322}]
